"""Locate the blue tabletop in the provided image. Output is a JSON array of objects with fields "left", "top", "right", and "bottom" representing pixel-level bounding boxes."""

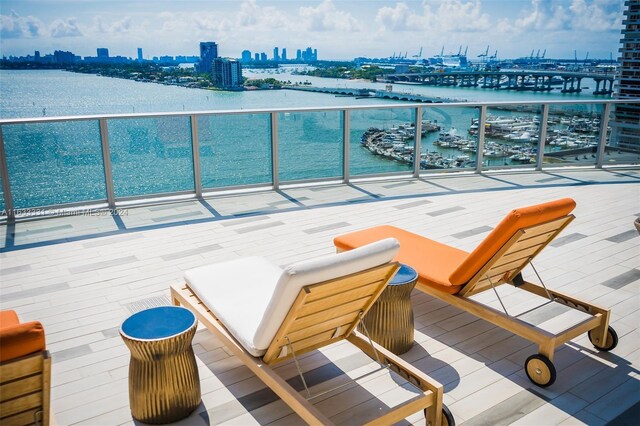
[
  {"left": 121, "top": 306, "right": 196, "bottom": 340},
  {"left": 389, "top": 264, "right": 418, "bottom": 286}
]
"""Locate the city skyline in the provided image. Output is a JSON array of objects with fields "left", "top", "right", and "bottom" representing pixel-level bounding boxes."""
[{"left": 0, "top": 0, "right": 626, "bottom": 60}]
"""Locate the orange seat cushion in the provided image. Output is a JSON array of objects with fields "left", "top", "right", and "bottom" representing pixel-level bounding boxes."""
[
  {"left": 448, "top": 198, "right": 575, "bottom": 286},
  {"left": 333, "top": 198, "right": 576, "bottom": 295},
  {"left": 334, "top": 225, "right": 468, "bottom": 294},
  {"left": 0, "top": 310, "right": 46, "bottom": 362}
]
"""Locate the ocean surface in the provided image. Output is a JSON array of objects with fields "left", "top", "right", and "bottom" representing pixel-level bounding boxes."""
[{"left": 0, "top": 69, "right": 607, "bottom": 209}]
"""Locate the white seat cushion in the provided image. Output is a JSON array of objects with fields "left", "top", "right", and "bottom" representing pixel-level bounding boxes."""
[
  {"left": 185, "top": 256, "right": 283, "bottom": 356},
  {"left": 185, "top": 238, "right": 399, "bottom": 357}
]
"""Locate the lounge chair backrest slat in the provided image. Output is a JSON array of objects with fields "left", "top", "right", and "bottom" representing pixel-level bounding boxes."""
[
  {"left": 459, "top": 215, "right": 574, "bottom": 296},
  {"left": 449, "top": 198, "right": 576, "bottom": 286},
  {"left": 262, "top": 262, "right": 399, "bottom": 364}
]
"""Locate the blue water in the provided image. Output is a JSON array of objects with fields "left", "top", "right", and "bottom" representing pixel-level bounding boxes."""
[{"left": 0, "top": 69, "right": 606, "bottom": 210}]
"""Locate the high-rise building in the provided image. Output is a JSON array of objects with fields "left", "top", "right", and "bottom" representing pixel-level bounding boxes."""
[
  {"left": 260, "top": 52, "right": 267, "bottom": 61},
  {"left": 610, "top": 0, "right": 640, "bottom": 151},
  {"left": 241, "top": 50, "right": 252, "bottom": 62},
  {"left": 254, "top": 53, "right": 260, "bottom": 61},
  {"left": 198, "top": 42, "right": 218, "bottom": 73},
  {"left": 273, "top": 47, "right": 279, "bottom": 61},
  {"left": 54, "top": 50, "right": 77, "bottom": 63},
  {"left": 282, "top": 48, "right": 287, "bottom": 61},
  {"left": 313, "top": 49, "right": 318, "bottom": 61},
  {"left": 137, "top": 48, "right": 143, "bottom": 61},
  {"left": 296, "top": 49, "right": 302, "bottom": 61},
  {"left": 212, "top": 58, "right": 243, "bottom": 88},
  {"left": 97, "top": 48, "right": 109, "bottom": 60}
]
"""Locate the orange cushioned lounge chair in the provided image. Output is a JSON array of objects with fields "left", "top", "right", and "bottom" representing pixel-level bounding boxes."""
[
  {"left": 0, "top": 310, "right": 51, "bottom": 426},
  {"left": 334, "top": 198, "right": 617, "bottom": 387}
]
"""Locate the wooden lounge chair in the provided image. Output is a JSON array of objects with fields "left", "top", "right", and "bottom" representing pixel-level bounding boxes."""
[
  {"left": 171, "top": 238, "right": 453, "bottom": 425},
  {"left": 333, "top": 198, "right": 617, "bottom": 387},
  {"left": 0, "top": 310, "right": 51, "bottom": 426}
]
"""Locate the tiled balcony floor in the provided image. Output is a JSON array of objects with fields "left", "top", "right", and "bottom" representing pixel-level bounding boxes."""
[{"left": 1, "top": 168, "right": 639, "bottom": 425}]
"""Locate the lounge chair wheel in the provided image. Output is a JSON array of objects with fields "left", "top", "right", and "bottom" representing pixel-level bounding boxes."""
[
  {"left": 424, "top": 404, "right": 455, "bottom": 426},
  {"left": 588, "top": 326, "right": 618, "bottom": 351},
  {"left": 525, "top": 354, "right": 556, "bottom": 387}
]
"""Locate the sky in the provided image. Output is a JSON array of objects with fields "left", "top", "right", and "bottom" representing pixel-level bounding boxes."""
[{"left": 0, "top": 0, "right": 626, "bottom": 61}]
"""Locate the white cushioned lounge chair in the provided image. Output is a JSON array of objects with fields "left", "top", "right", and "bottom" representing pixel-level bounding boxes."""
[{"left": 170, "top": 238, "right": 452, "bottom": 425}]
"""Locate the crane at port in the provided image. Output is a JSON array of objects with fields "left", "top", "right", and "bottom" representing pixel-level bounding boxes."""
[
  {"left": 477, "top": 45, "right": 489, "bottom": 59},
  {"left": 413, "top": 47, "right": 423, "bottom": 58}
]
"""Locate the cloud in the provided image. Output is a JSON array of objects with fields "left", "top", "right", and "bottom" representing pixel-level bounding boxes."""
[
  {"left": 50, "top": 18, "right": 82, "bottom": 37},
  {"left": 238, "top": 0, "right": 288, "bottom": 28},
  {"left": 0, "top": 10, "right": 43, "bottom": 38},
  {"left": 375, "top": 3, "right": 422, "bottom": 31},
  {"left": 511, "top": 0, "right": 621, "bottom": 32},
  {"left": 375, "top": 1, "right": 491, "bottom": 33},
  {"left": 299, "top": 0, "right": 360, "bottom": 32}
]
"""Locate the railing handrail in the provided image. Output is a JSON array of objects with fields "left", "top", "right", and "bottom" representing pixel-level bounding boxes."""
[
  {"left": 1, "top": 98, "right": 638, "bottom": 220},
  {"left": 1, "top": 98, "right": 638, "bottom": 125}
]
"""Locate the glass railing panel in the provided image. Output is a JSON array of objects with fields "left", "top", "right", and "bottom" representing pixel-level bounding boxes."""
[
  {"left": 2, "top": 121, "right": 106, "bottom": 209},
  {"left": 198, "top": 113, "right": 271, "bottom": 188},
  {"left": 421, "top": 105, "right": 480, "bottom": 172},
  {"left": 350, "top": 108, "right": 415, "bottom": 176},
  {"left": 543, "top": 103, "right": 602, "bottom": 168},
  {"left": 278, "top": 110, "right": 342, "bottom": 182},
  {"left": 108, "top": 116, "right": 194, "bottom": 197},
  {"left": 483, "top": 104, "right": 542, "bottom": 170},
  {"left": 604, "top": 102, "right": 640, "bottom": 166}
]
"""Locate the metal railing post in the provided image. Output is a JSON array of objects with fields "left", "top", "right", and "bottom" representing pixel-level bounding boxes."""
[
  {"left": 536, "top": 104, "right": 549, "bottom": 171},
  {"left": 343, "top": 109, "right": 350, "bottom": 184},
  {"left": 0, "top": 126, "right": 15, "bottom": 220},
  {"left": 99, "top": 119, "right": 116, "bottom": 209},
  {"left": 413, "top": 106, "right": 423, "bottom": 178},
  {"left": 271, "top": 112, "right": 279, "bottom": 190},
  {"left": 190, "top": 115, "right": 202, "bottom": 197},
  {"left": 596, "top": 102, "right": 611, "bottom": 169},
  {"left": 475, "top": 106, "right": 487, "bottom": 174}
]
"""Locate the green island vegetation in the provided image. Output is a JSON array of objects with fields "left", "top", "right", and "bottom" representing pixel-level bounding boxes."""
[
  {"left": 295, "top": 64, "right": 394, "bottom": 82},
  {"left": 0, "top": 60, "right": 288, "bottom": 91}
]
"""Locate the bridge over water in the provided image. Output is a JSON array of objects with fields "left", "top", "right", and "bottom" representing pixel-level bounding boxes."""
[
  {"left": 384, "top": 70, "right": 615, "bottom": 95},
  {"left": 285, "top": 86, "right": 461, "bottom": 103}
]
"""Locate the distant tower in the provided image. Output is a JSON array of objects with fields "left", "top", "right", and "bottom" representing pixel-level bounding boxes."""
[
  {"left": 97, "top": 48, "right": 109, "bottom": 61},
  {"left": 260, "top": 52, "right": 267, "bottom": 61},
  {"left": 610, "top": 0, "right": 640, "bottom": 151},
  {"left": 296, "top": 49, "right": 302, "bottom": 61},
  {"left": 254, "top": 53, "right": 260, "bottom": 61},
  {"left": 137, "top": 48, "right": 143, "bottom": 61},
  {"left": 273, "top": 47, "right": 279, "bottom": 61},
  {"left": 34, "top": 50, "right": 40, "bottom": 61},
  {"left": 313, "top": 49, "right": 318, "bottom": 61},
  {"left": 241, "top": 50, "right": 252, "bottom": 62},
  {"left": 282, "top": 48, "right": 287, "bottom": 61},
  {"left": 212, "top": 58, "right": 243, "bottom": 88},
  {"left": 198, "top": 42, "right": 218, "bottom": 73}
]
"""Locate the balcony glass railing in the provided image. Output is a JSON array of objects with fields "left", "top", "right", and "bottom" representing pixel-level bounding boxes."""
[
  {"left": 278, "top": 110, "right": 343, "bottom": 182},
  {"left": 198, "top": 113, "right": 272, "bottom": 189},
  {"left": 109, "top": 116, "right": 195, "bottom": 197},
  {"left": 2, "top": 120, "right": 106, "bottom": 208},
  {"left": 0, "top": 99, "right": 637, "bottom": 218}
]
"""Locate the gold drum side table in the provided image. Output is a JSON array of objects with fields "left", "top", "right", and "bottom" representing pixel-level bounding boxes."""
[
  {"left": 358, "top": 264, "right": 418, "bottom": 355},
  {"left": 120, "top": 306, "right": 201, "bottom": 424}
]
